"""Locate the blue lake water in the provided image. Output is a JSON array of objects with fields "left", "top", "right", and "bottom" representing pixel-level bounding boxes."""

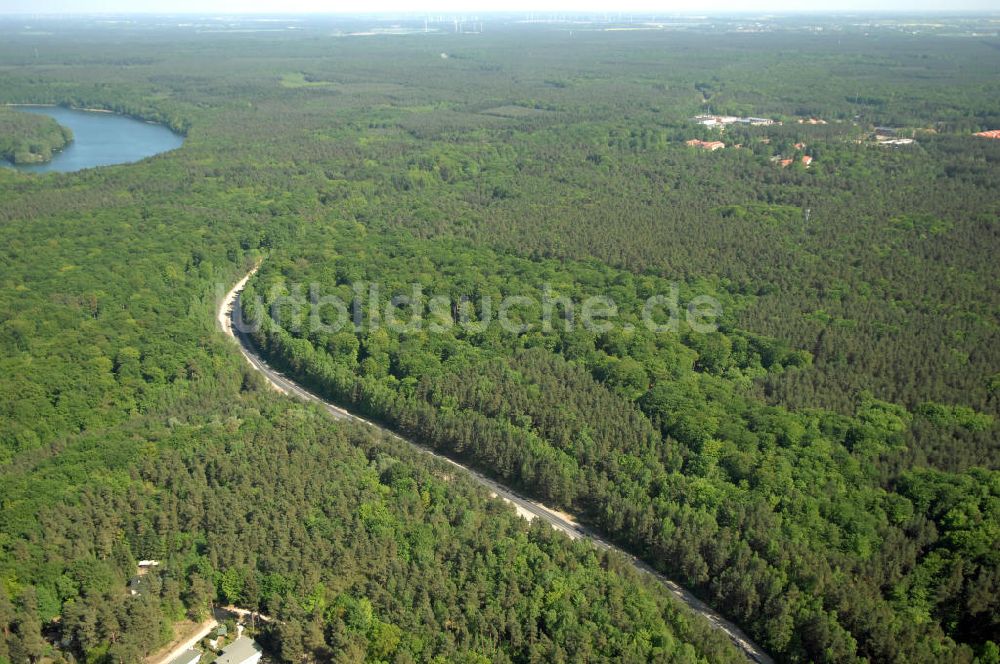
[{"left": 2, "top": 106, "right": 184, "bottom": 173}]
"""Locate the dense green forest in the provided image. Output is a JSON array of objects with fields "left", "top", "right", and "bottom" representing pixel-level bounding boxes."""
[
  {"left": 243, "top": 223, "right": 999, "bottom": 663},
  {"left": 0, "top": 108, "right": 72, "bottom": 164},
  {"left": 4, "top": 381, "right": 744, "bottom": 663},
  {"left": 0, "top": 13, "right": 998, "bottom": 664}
]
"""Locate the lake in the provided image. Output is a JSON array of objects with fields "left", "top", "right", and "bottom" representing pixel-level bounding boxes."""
[{"left": 2, "top": 106, "right": 184, "bottom": 173}]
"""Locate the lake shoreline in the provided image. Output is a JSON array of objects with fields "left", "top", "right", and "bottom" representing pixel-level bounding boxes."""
[
  {"left": 5, "top": 103, "right": 114, "bottom": 114},
  {"left": 2, "top": 103, "right": 184, "bottom": 133},
  {"left": 1, "top": 105, "right": 184, "bottom": 173}
]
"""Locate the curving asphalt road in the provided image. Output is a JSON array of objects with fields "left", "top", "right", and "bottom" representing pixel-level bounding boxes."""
[{"left": 219, "top": 267, "right": 774, "bottom": 664}]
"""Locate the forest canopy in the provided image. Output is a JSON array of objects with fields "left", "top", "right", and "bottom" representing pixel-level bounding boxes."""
[{"left": 0, "top": 107, "right": 72, "bottom": 164}]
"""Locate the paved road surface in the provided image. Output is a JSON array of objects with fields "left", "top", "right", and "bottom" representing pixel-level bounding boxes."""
[{"left": 219, "top": 267, "right": 774, "bottom": 664}]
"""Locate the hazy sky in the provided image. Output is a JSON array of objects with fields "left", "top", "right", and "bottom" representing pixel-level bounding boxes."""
[{"left": 3, "top": 0, "right": 998, "bottom": 13}]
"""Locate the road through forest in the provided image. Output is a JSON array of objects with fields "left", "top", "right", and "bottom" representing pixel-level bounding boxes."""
[{"left": 219, "top": 266, "right": 774, "bottom": 664}]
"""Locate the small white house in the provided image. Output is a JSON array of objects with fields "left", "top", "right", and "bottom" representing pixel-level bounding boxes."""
[
  {"left": 214, "top": 636, "right": 263, "bottom": 664},
  {"left": 209, "top": 623, "right": 228, "bottom": 650}
]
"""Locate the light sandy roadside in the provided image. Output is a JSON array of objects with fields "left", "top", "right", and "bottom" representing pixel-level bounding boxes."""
[
  {"left": 216, "top": 264, "right": 258, "bottom": 334},
  {"left": 218, "top": 263, "right": 285, "bottom": 397}
]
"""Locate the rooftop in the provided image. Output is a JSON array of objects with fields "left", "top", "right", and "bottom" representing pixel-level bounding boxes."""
[
  {"left": 168, "top": 649, "right": 201, "bottom": 664},
  {"left": 215, "top": 637, "right": 263, "bottom": 664},
  {"left": 692, "top": 114, "right": 777, "bottom": 127}
]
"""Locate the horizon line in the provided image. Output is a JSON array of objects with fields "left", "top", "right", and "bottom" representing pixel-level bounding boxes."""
[{"left": 3, "top": 9, "right": 1000, "bottom": 15}]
